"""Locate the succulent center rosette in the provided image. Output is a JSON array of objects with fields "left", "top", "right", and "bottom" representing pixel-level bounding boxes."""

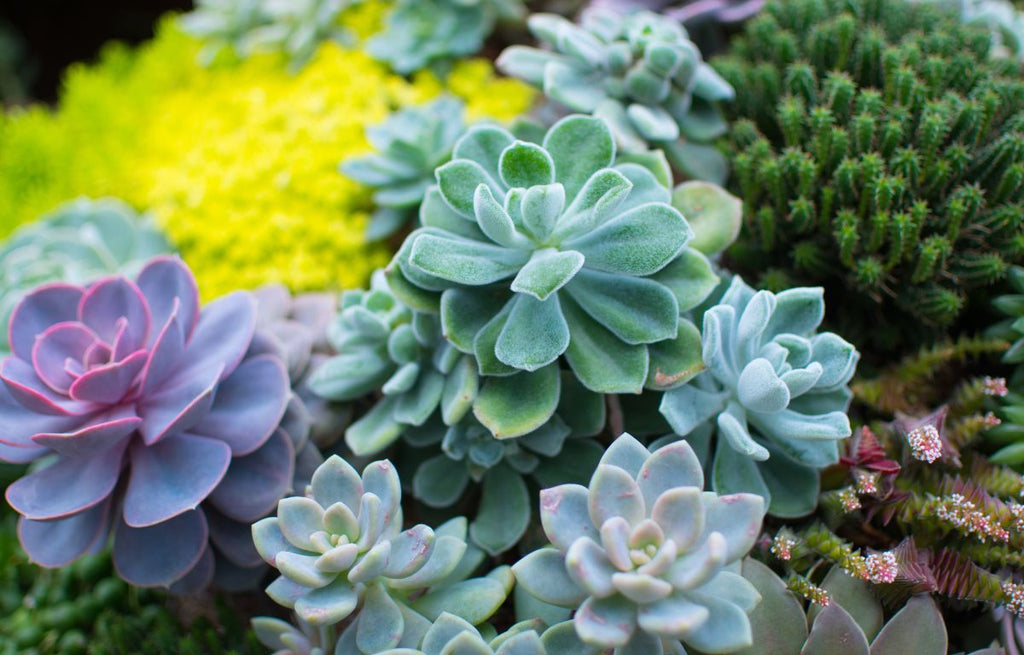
[
  {"left": 387, "top": 114, "right": 716, "bottom": 396},
  {"left": 660, "top": 276, "right": 859, "bottom": 518},
  {"left": 513, "top": 433, "right": 764, "bottom": 654},
  {"left": 0, "top": 256, "right": 294, "bottom": 590}
]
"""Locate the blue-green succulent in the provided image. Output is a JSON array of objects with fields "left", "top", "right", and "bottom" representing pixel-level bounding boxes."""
[
  {"left": 513, "top": 433, "right": 765, "bottom": 654},
  {"left": 387, "top": 114, "right": 716, "bottom": 396},
  {"left": 497, "top": 9, "right": 734, "bottom": 182},
  {"left": 378, "top": 613, "right": 548, "bottom": 654},
  {"left": 659, "top": 276, "right": 859, "bottom": 517}
]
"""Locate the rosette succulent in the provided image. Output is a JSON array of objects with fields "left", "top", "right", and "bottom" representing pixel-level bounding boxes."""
[
  {"left": 367, "top": 0, "right": 526, "bottom": 75},
  {"left": 342, "top": 96, "right": 468, "bottom": 240},
  {"left": 513, "top": 433, "right": 765, "bottom": 654},
  {"left": 497, "top": 9, "right": 735, "bottom": 182},
  {"left": 0, "top": 197, "right": 173, "bottom": 356},
  {"left": 378, "top": 613, "right": 548, "bottom": 655},
  {"left": 659, "top": 276, "right": 859, "bottom": 517},
  {"left": 0, "top": 256, "right": 294, "bottom": 590},
  {"left": 387, "top": 115, "right": 716, "bottom": 396},
  {"left": 251, "top": 455, "right": 473, "bottom": 652}
]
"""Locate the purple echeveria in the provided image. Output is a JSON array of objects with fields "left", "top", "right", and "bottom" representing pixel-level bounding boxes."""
[{"left": 0, "top": 255, "right": 294, "bottom": 591}]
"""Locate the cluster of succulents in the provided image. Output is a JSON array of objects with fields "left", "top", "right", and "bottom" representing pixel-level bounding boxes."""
[
  {"left": 498, "top": 8, "right": 735, "bottom": 182},
  {"left": 714, "top": 0, "right": 1024, "bottom": 351}
]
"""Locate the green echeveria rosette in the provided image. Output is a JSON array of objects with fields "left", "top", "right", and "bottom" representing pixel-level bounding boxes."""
[
  {"left": 367, "top": 0, "right": 526, "bottom": 75},
  {"left": 342, "top": 96, "right": 468, "bottom": 241},
  {"left": 0, "top": 197, "right": 173, "bottom": 356},
  {"left": 387, "top": 115, "right": 717, "bottom": 400},
  {"left": 377, "top": 613, "right": 549, "bottom": 655},
  {"left": 513, "top": 433, "right": 765, "bottom": 654},
  {"left": 660, "top": 276, "right": 859, "bottom": 518},
  {"left": 497, "top": 9, "right": 735, "bottom": 183}
]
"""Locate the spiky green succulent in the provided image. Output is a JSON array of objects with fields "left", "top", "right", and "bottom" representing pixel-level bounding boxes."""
[
  {"left": 367, "top": 0, "right": 526, "bottom": 75},
  {"left": 714, "top": 0, "right": 1024, "bottom": 350},
  {"left": 497, "top": 9, "right": 735, "bottom": 182},
  {"left": 917, "top": 0, "right": 1024, "bottom": 63},
  {"left": 387, "top": 115, "right": 716, "bottom": 398},
  {"left": 660, "top": 276, "right": 858, "bottom": 517},
  {"left": 0, "top": 197, "right": 173, "bottom": 356},
  {"left": 342, "top": 96, "right": 467, "bottom": 240},
  {"left": 513, "top": 433, "right": 765, "bottom": 654}
]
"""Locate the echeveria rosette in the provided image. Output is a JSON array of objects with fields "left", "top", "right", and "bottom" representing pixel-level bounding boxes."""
[
  {"left": 660, "top": 276, "right": 859, "bottom": 518},
  {"left": 497, "top": 9, "right": 735, "bottom": 183},
  {"left": 388, "top": 115, "right": 716, "bottom": 397},
  {"left": 309, "top": 273, "right": 479, "bottom": 456},
  {"left": 0, "top": 197, "right": 173, "bottom": 356},
  {"left": 377, "top": 613, "right": 549, "bottom": 655},
  {"left": 367, "top": 0, "right": 526, "bottom": 75},
  {"left": 0, "top": 256, "right": 294, "bottom": 590},
  {"left": 342, "top": 96, "right": 468, "bottom": 241},
  {"left": 513, "top": 433, "right": 764, "bottom": 654},
  {"left": 252, "top": 455, "right": 471, "bottom": 652}
]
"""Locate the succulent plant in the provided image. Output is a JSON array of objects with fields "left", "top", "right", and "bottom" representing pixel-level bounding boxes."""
[
  {"left": 178, "top": 0, "right": 272, "bottom": 64},
  {"left": 513, "top": 433, "right": 765, "bottom": 653},
  {"left": 0, "top": 256, "right": 294, "bottom": 590},
  {"left": 367, "top": 0, "right": 526, "bottom": 75},
  {"left": 378, "top": 613, "right": 548, "bottom": 655},
  {"left": 989, "top": 265, "right": 1024, "bottom": 366},
  {"left": 342, "top": 96, "right": 468, "bottom": 241},
  {"left": 715, "top": 0, "right": 1024, "bottom": 349},
  {"left": 387, "top": 115, "right": 716, "bottom": 396},
  {"left": 0, "top": 197, "right": 173, "bottom": 357},
  {"left": 916, "top": 0, "right": 1024, "bottom": 63},
  {"left": 670, "top": 181, "right": 743, "bottom": 257},
  {"left": 497, "top": 9, "right": 735, "bottom": 183},
  {"left": 739, "top": 559, "right": 952, "bottom": 655},
  {"left": 660, "top": 275, "right": 858, "bottom": 517}
]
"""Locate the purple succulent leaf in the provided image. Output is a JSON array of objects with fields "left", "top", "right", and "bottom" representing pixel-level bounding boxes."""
[
  {"left": 1, "top": 357, "right": 96, "bottom": 416},
  {"left": 17, "top": 498, "right": 112, "bottom": 567},
  {"left": 136, "top": 256, "right": 200, "bottom": 346},
  {"left": 206, "top": 504, "right": 264, "bottom": 568},
  {"left": 5, "top": 441, "right": 127, "bottom": 520},
  {"left": 114, "top": 508, "right": 209, "bottom": 587},
  {"left": 278, "top": 394, "right": 313, "bottom": 449},
  {"left": 137, "top": 362, "right": 223, "bottom": 445},
  {"left": 123, "top": 433, "right": 232, "bottom": 527},
  {"left": 208, "top": 427, "right": 295, "bottom": 523},
  {"left": 31, "top": 409, "right": 140, "bottom": 458},
  {"left": 0, "top": 382, "right": 83, "bottom": 451},
  {"left": 68, "top": 350, "right": 147, "bottom": 404},
  {"left": 140, "top": 300, "right": 186, "bottom": 395},
  {"left": 0, "top": 440, "right": 48, "bottom": 463},
  {"left": 110, "top": 318, "right": 137, "bottom": 361},
  {"left": 179, "top": 291, "right": 257, "bottom": 382},
  {"left": 168, "top": 543, "right": 216, "bottom": 595},
  {"left": 212, "top": 553, "right": 267, "bottom": 593},
  {"left": 78, "top": 277, "right": 151, "bottom": 348},
  {"left": 30, "top": 322, "right": 96, "bottom": 394},
  {"left": 191, "top": 354, "right": 290, "bottom": 456},
  {"left": 254, "top": 284, "right": 291, "bottom": 324},
  {"left": 9, "top": 283, "right": 83, "bottom": 361},
  {"left": 82, "top": 342, "right": 112, "bottom": 369}
]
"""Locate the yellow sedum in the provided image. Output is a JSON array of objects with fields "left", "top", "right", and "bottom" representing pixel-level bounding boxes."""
[{"left": 0, "top": 14, "right": 534, "bottom": 298}]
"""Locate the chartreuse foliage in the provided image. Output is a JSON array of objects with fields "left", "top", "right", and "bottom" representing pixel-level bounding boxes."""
[
  {"left": 0, "top": 19, "right": 533, "bottom": 298},
  {"left": 0, "top": 197, "right": 173, "bottom": 356},
  {"left": 388, "top": 115, "right": 716, "bottom": 397},
  {"left": 660, "top": 276, "right": 858, "bottom": 517},
  {"left": 513, "top": 433, "right": 765, "bottom": 654},
  {"left": 497, "top": 9, "right": 735, "bottom": 182},
  {"left": 715, "top": 0, "right": 1024, "bottom": 345}
]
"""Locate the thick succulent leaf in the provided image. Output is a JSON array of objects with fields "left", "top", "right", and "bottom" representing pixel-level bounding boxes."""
[
  {"left": 758, "top": 447, "right": 820, "bottom": 518},
  {"left": 764, "top": 288, "right": 825, "bottom": 340},
  {"left": 589, "top": 464, "right": 645, "bottom": 527},
  {"left": 651, "top": 487, "right": 704, "bottom": 551},
  {"left": 646, "top": 319, "right": 705, "bottom": 390},
  {"left": 475, "top": 185, "right": 531, "bottom": 250},
  {"left": 78, "top": 276, "right": 150, "bottom": 348},
  {"left": 553, "top": 169, "right": 633, "bottom": 242},
  {"left": 471, "top": 465, "right": 530, "bottom": 555},
  {"left": 294, "top": 578, "right": 359, "bottom": 626},
  {"left": 473, "top": 302, "right": 519, "bottom": 377},
  {"left": 566, "top": 269, "right": 678, "bottom": 345},
  {"left": 565, "top": 537, "right": 617, "bottom": 597},
  {"left": 659, "top": 383, "right": 728, "bottom": 436},
  {"left": 394, "top": 368, "right": 445, "bottom": 426},
  {"left": 180, "top": 291, "right": 256, "bottom": 382},
  {"left": 474, "top": 365, "right": 560, "bottom": 439},
  {"left": 410, "top": 233, "right": 528, "bottom": 286},
  {"left": 495, "top": 293, "right": 570, "bottom": 371},
  {"left": 346, "top": 396, "right": 405, "bottom": 457},
  {"left": 386, "top": 534, "right": 466, "bottom": 590},
  {"left": 868, "top": 596, "right": 946, "bottom": 655},
  {"left": 29, "top": 411, "right": 138, "bottom": 458},
  {"left": 521, "top": 184, "right": 566, "bottom": 242},
  {"left": 748, "top": 409, "right": 851, "bottom": 449},
  {"left": 500, "top": 141, "right": 556, "bottom": 188},
  {"left": 699, "top": 493, "right": 764, "bottom": 562},
  {"left": 543, "top": 115, "right": 616, "bottom": 203},
  {"left": 513, "top": 547, "right": 587, "bottom": 607},
  {"left": 718, "top": 404, "right": 770, "bottom": 461},
  {"left": 539, "top": 621, "right": 603, "bottom": 655},
  {"left": 511, "top": 249, "right": 585, "bottom": 302},
  {"left": 440, "top": 287, "right": 510, "bottom": 354},
  {"left": 113, "top": 509, "right": 208, "bottom": 587},
  {"left": 650, "top": 249, "right": 717, "bottom": 313},
  {"left": 809, "top": 333, "right": 859, "bottom": 390},
  {"left": 737, "top": 358, "right": 791, "bottom": 414},
  {"left": 561, "top": 293, "right": 648, "bottom": 393},
  {"left": 453, "top": 126, "right": 516, "bottom": 180},
  {"left": 711, "top": 439, "right": 771, "bottom": 506},
  {"left": 137, "top": 363, "right": 222, "bottom": 446},
  {"left": 639, "top": 439, "right": 704, "bottom": 504},
  {"left": 636, "top": 592, "right": 709, "bottom": 639},
  {"left": 385, "top": 525, "right": 436, "bottom": 578},
  {"left": 496, "top": 45, "right": 559, "bottom": 86},
  {"left": 735, "top": 559, "right": 807, "bottom": 655},
  {"left": 808, "top": 568, "right": 882, "bottom": 641},
  {"left": 413, "top": 455, "right": 470, "bottom": 508},
  {"left": 540, "top": 483, "right": 599, "bottom": 549},
  {"left": 545, "top": 61, "right": 608, "bottom": 113},
  {"left": 682, "top": 593, "right": 754, "bottom": 653},
  {"left": 6, "top": 444, "right": 126, "bottom": 520},
  {"left": 442, "top": 356, "right": 479, "bottom": 426},
  {"left": 564, "top": 203, "right": 689, "bottom": 277},
  {"left": 412, "top": 576, "right": 511, "bottom": 625},
  {"left": 672, "top": 182, "right": 742, "bottom": 256},
  {"left": 574, "top": 595, "right": 636, "bottom": 647},
  {"left": 436, "top": 160, "right": 503, "bottom": 218},
  {"left": 358, "top": 583, "right": 405, "bottom": 653},
  {"left": 9, "top": 283, "right": 84, "bottom": 361},
  {"left": 802, "top": 604, "right": 870, "bottom": 655},
  {"left": 311, "top": 454, "right": 362, "bottom": 510},
  {"left": 17, "top": 500, "right": 111, "bottom": 568}
]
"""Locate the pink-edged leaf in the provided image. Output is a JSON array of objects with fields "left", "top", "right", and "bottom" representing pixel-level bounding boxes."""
[
  {"left": 68, "top": 350, "right": 147, "bottom": 404},
  {"left": 181, "top": 291, "right": 256, "bottom": 381},
  {"left": 9, "top": 283, "right": 83, "bottom": 361},
  {"left": 168, "top": 542, "right": 215, "bottom": 595},
  {"left": 192, "top": 354, "right": 289, "bottom": 456},
  {"left": 0, "top": 383, "right": 83, "bottom": 450},
  {"left": 137, "top": 256, "right": 200, "bottom": 345},
  {"left": 140, "top": 300, "right": 185, "bottom": 395},
  {"left": 123, "top": 433, "right": 232, "bottom": 527},
  {"left": 2, "top": 357, "right": 97, "bottom": 416},
  {"left": 32, "top": 410, "right": 141, "bottom": 458},
  {"left": 208, "top": 427, "right": 294, "bottom": 523},
  {"left": 17, "top": 498, "right": 112, "bottom": 567},
  {"left": 78, "top": 277, "right": 151, "bottom": 349},
  {"left": 136, "top": 363, "right": 223, "bottom": 445},
  {"left": 206, "top": 504, "right": 264, "bottom": 568},
  {"left": 109, "top": 318, "right": 138, "bottom": 361},
  {"left": 30, "top": 322, "right": 96, "bottom": 394},
  {"left": 83, "top": 342, "right": 112, "bottom": 369},
  {"left": 0, "top": 440, "right": 48, "bottom": 463},
  {"left": 113, "top": 508, "right": 209, "bottom": 587},
  {"left": 5, "top": 441, "right": 127, "bottom": 520}
]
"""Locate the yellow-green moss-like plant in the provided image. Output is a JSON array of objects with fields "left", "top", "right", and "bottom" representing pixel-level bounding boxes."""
[{"left": 0, "top": 17, "right": 534, "bottom": 298}]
